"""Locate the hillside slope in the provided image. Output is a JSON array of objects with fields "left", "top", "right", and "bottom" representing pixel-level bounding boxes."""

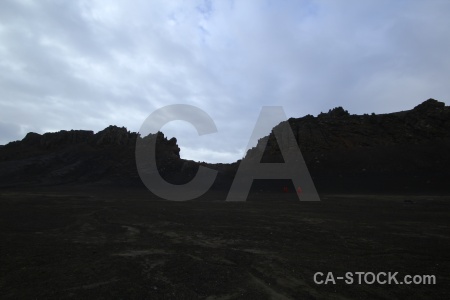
[
  {"left": 0, "top": 99, "right": 449, "bottom": 194},
  {"left": 246, "top": 98, "right": 450, "bottom": 193}
]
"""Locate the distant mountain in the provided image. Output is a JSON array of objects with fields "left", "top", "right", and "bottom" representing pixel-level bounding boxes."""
[{"left": 0, "top": 98, "right": 449, "bottom": 195}]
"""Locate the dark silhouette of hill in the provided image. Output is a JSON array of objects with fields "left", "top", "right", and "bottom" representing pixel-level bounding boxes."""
[
  {"left": 247, "top": 98, "right": 450, "bottom": 194},
  {"left": 0, "top": 126, "right": 183, "bottom": 188},
  {"left": 0, "top": 98, "right": 449, "bottom": 195}
]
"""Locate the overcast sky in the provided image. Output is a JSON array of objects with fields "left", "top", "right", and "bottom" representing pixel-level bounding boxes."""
[{"left": 1, "top": 0, "right": 449, "bottom": 162}]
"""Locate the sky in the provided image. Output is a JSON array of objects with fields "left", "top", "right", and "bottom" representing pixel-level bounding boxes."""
[{"left": 1, "top": 0, "right": 450, "bottom": 163}]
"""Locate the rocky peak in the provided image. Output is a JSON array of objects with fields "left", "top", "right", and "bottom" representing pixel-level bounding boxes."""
[
  {"left": 244, "top": 98, "right": 450, "bottom": 161},
  {"left": 412, "top": 98, "right": 445, "bottom": 112},
  {"left": 139, "top": 131, "right": 180, "bottom": 159},
  {"left": 22, "top": 132, "right": 42, "bottom": 145},
  {"left": 94, "top": 125, "right": 134, "bottom": 146},
  {"left": 318, "top": 106, "right": 350, "bottom": 118}
]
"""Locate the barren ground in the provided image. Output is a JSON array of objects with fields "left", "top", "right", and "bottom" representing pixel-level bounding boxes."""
[{"left": 0, "top": 188, "right": 449, "bottom": 299}]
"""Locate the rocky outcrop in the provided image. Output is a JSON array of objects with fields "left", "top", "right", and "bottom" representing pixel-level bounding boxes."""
[
  {"left": 0, "top": 98, "right": 449, "bottom": 194},
  {"left": 94, "top": 126, "right": 135, "bottom": 146},
  {"left": 412, "top": 98, "right": 445, "bottom": 112},
  {"left": 245, "top": 98, "right": 449, "bottom": 155},
  {"left": 0, "top": 127, "right": 182, "bottom": 188},
  {"left": 244, "top": 98, "right": 450, "bottom": 193}
]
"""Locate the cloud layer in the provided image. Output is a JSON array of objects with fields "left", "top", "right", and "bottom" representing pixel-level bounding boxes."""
[{"left": 1, "top": 0, "right": 450, "bottom": 162}]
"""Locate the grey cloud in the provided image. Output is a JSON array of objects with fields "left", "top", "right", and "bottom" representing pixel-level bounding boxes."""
[{"left": 1, "top": 0, "right": 449, "bottom": 162}]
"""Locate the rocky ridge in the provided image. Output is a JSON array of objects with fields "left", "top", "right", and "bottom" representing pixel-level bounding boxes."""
[
  {"left": 246, "top": 98, "right": 450, "bottom": 193},
  {"left": 0, "top": 99, "right": 449, "bottom": 194},
  {"left": 0, "top": 126, "right": 182, "bottom": 188}
]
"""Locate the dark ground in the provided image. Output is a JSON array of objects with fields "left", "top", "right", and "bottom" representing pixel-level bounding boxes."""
[{"left": 0, "top": 188, "right": 449, "bottom": 299}]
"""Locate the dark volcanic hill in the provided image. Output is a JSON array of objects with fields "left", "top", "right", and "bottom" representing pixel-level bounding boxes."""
[
  {"left": 247, "top": 98, "right": 450, "bottom": 194},
  {"left": 0, "top": 126, "right": 184, "bottom": 188},
  {"left": 0, "top": 98, "right": 449, "bottom": 194}
]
